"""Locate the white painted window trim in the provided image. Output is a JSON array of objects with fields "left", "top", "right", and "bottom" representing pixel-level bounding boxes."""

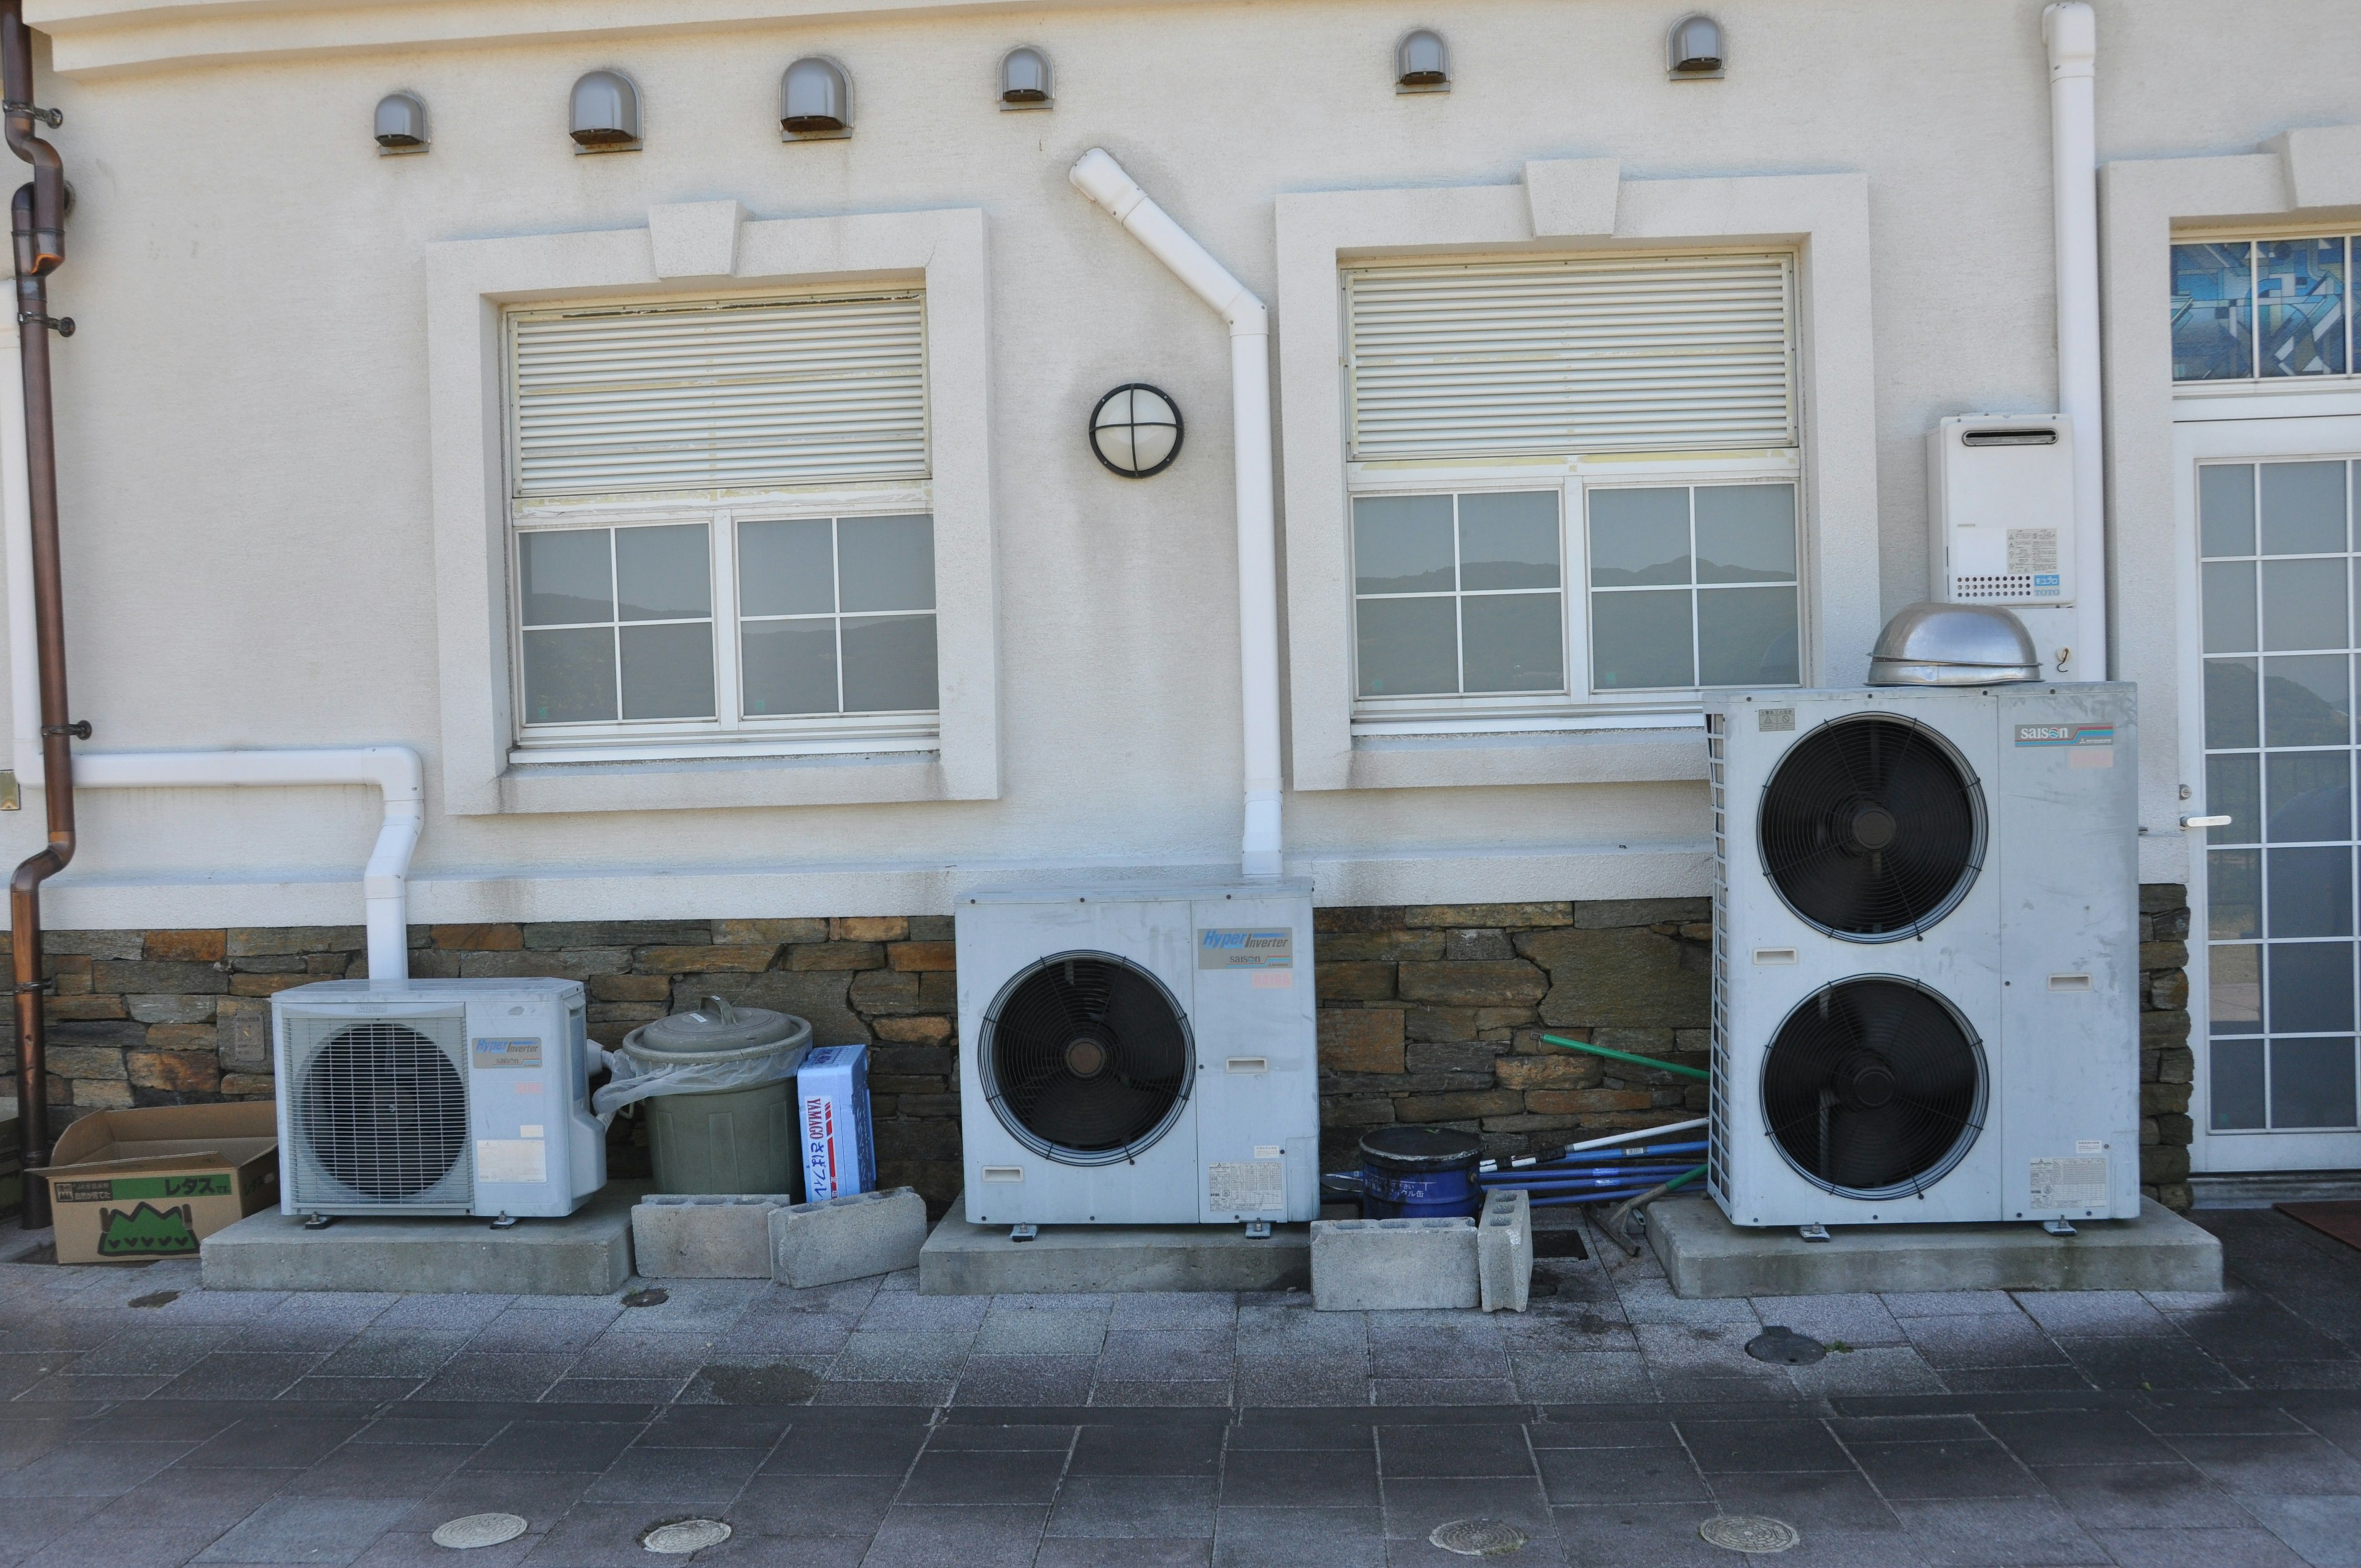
[
  {"left": 1275, "top": 168, "right": 1877, "bottom": 794},
  {"left": 426, "top": 204, "right": 997, "bottom": 816}
]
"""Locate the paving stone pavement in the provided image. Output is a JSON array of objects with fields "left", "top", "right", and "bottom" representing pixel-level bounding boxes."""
[{"left": 0, "top": 1208, "right": 2358, "bottom": 1564}]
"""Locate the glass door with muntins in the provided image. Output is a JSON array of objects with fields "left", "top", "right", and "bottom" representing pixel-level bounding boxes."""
[{"left": 2201, "top": 458, "right": 2361, "bottom": 1153}]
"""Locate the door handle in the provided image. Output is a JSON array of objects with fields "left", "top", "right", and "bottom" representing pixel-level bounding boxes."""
[{"left": 2179, "top": 815, "right": 2231, "bottom": 830}]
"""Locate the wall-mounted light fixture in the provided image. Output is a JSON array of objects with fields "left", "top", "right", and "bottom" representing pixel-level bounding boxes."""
[
  {"left": 1667, "top": 14, "right": 1726, "bottom": 78},
  {"left": 1396, "top": 29, "right": 1449, "bottom": 93},
  {"left": 1000, "top": 46, "right": 1052, "bottom": 109},
  {"left": 781, "top": 57, "right": 852, "bottom": 138},
  {"left": 570, "top": 69, "right": 641, "bottom": 151},
  {"left": 374, "top": 91, "right": 428, "bottom": 154},
  {"left": 1090, "top": 385, "right": 1184, "bottom": 478}
]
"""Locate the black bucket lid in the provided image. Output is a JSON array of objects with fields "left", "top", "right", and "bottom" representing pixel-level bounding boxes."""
[{"left": 1359, "top": 1125, "right": 1482, "bottom": 1173}]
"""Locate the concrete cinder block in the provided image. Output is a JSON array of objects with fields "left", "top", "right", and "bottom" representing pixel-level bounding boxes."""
[
  {"left": 631, "top": 1194, "right": 794, "bottom": 1278},
  {"left": 1477, "top": 1189, "right": 1532, "bottom": 1313},
  {"left": 1311, "top": 1216, "right": 1479, "bottom": 1312},
  {"left": 1647, "top": 1195, "right": 2226, "bottom": 1299},
  {"left": 771, "top": 1186, "right": 928, "bottom": 1288}
]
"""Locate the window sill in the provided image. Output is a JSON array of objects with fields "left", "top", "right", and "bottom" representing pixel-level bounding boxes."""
[
  {"left": 484, "top": 746, "right": 953, "bottom": 815},
  {"left": 1342, "top": 719, "right": 1709, "bottom": 791}
]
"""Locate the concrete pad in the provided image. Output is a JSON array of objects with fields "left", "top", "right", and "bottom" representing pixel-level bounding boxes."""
[
  {"left": 633, "top": 1194, "right": 793, "bottom": 1278},
  {"left": 201, "top": 1182, "right": 645, "bottom": 1296},
  {"left": 772, "top": 1187, "right": 928, "bottom": 1288},
  {"left": 919, "top": 1202, "right": 1308, "bottom": 1296},
  {"left": 1478, "top": 1189, "right": 1532, "bottom": 1313},
  {"left": 1311, "top": 1216, "right": 1478, "bottom": 1312},
  {"left": 1647, "top": 1196, "right": 2224, "bottom": 1299}
]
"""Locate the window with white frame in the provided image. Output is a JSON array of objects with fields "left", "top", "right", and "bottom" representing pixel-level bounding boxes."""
[
  {"left": 505, "top": 290, "right": 936, "bottom": 756},
  {"left": 1342, "top": 251, "right": 1803, "bottom": 727}
]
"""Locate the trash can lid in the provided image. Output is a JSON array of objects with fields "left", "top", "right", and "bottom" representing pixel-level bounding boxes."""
[
  {"left": 1359, "top": 1125, "right": 1482, "bottom": 1173},
  {"left": 629, "top": 995, "right": 810, "bottom": 1056}
]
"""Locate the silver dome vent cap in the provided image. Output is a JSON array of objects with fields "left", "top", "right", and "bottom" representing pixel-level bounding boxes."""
[{"left": 1867, "top": 603, "right": 2041, "bottom": 686}]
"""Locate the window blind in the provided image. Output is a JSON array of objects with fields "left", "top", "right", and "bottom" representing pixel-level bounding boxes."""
[
  {"left": 1345, "top": 254, "right": 1797, "bottom": 461},
  {"left": 509, "top": 293, "right": 928, "bottom": 497}
]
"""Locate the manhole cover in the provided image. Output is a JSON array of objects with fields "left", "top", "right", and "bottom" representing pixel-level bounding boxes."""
[
  {"left": 1699, "top": 1515, "right": 1800, "bottom": 1554},
  {"left": 641, "top": 1518, "right": 730, "bottom": 1554},
  {"left": 127, "top": 1291, "right": 179, "bottom": 1309},
  {"left": 1745, "top": 1326, "right": 1825, "bottom": 1365},
  {"left": 1429, "top": 1518, "right": 1529, "bottom": 1556},
  {"left": 431, "top": 1513, "right": 528, "bottom": 1549},
  {"left": 622, "top": 1288, "right": 670, "bottom": 1309}
]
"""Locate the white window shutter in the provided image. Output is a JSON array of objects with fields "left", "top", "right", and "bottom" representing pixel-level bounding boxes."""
[
  {"left": 1345, "top": 254, "right": 1797, "bottom": 461},
  {"left": 509, "top": 293, "right": 928, "bottom": 496}
]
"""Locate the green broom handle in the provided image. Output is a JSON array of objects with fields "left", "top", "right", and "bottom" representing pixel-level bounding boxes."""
[{"left": 1538, "top": 1032, "right": 1712, "bottom": 1083}]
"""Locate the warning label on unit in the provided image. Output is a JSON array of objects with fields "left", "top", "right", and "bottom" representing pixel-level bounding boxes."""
[
  {"left": 473, "top": 1039, "right": 542, "bottom": 1069},
  {"left": 2030, "top": 1155, "right": 2108, "bottom": 1210},
  {"left": 2006, "top": 529, "right": 2060, "bottom": 573},
  {"left": 477, "top": 1138, "right": 548, "bottom": 1184},
  {"left": 1208, "top": 1160, "right": 1285, "bottom": 1212},
  {"left": 1198, "top": 929, "right": 1294, "bottom": 970}
]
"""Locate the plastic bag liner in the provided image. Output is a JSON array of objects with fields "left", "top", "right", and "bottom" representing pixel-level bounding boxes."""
[{"left": 591, "top": 1001, "right": 812, "bottom": 1125}]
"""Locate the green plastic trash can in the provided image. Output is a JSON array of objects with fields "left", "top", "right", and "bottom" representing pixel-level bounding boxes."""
[{"left": 620, "top": 997, "right": 812, "bottom": 1195}]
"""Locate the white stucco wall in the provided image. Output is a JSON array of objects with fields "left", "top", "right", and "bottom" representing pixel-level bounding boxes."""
[{"left": 0, "top": 0, "right": 2352, "bottom": 927}]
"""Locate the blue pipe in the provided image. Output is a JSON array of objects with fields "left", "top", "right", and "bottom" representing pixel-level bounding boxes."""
[{"left": 1480, "top": 1164, "right": 1696, "bottom": 1184}]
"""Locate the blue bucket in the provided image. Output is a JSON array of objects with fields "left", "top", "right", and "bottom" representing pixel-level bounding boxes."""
[{"left": 1357, "top": 1126, "right": 1482, "bottom": 1219}]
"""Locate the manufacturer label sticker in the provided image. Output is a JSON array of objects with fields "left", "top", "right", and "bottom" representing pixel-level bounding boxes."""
[
  {"left": 476, "top": 1138, "right": 548, "bottom": 1184},
  {"left": 2006, "top": 528, "right": 2060, "bottom": 573},
  {"left": 2030, "top": 1154, "right": 2107, "bottom": 1210},
  {"left": 1198, "top": 929, "right": 1294, "bottom": 970},
  {"left": 1208, "top": 1160, "right": 1285, "bottom": 1212},
  {"left": 2015, "top": 723, "right": 2113, "bottom": 747},
  {"left": 472, "top": 1039, "right": 543, "bottom": 1069}
]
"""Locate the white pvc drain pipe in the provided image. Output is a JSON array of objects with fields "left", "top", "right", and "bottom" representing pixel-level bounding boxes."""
[{"left": 1069, "top": 149, "right": 1283, "bottom": 879}]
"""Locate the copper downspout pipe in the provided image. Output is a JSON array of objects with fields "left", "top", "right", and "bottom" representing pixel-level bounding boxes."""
[{"left": 4, "top": 0, "right": 73, "bottom": 1230}]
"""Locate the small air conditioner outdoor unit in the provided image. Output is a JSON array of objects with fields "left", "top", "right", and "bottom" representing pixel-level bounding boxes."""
[
  {"left": 1704, "top": 683, "right": 2140, "bottom": 1232},
  {"left": 272, "top": 976, "right": 603, "bottom": 1220},
  {"left": 955, "top": 884, "right": 1320, "bottom": 1227}
]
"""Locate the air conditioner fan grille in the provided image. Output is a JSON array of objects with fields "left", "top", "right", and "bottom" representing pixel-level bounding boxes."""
[
  {"left": 1761, "top": 977, "right": 1985, "bottom": 1199},
  {"left": 981, "top": 952, "right": 1192, "bottom": 1166},
  {"left": 1758, "top": 714, "right": 1983, "bottom": 940},
  {"left": 298, "top": 1020, "right": 469, "bottom": 1202}
]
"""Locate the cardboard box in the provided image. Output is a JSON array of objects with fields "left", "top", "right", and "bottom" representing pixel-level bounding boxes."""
[
  {"left": 798, "top": 1045, "right": 875, "bottom": 1202},
  {"left": 32, "top": 1102, "right": 279, "bottom": 1264}
]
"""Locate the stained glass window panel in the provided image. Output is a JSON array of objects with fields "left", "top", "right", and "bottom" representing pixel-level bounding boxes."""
[
  {"left": 2257, "top": 237, "right": 2347, "bottom": 378},
  {"left": 2173, "top": 242, "right": 2253, "bottom": 381}
]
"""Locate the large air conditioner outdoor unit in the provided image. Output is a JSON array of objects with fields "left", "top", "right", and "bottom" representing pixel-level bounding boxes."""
[
  {"left": 272, "top": 977, "right": 603, "bottom": 1220},
  {"left": 1704, "top": 683, "right": 2140, "bottom": 1232},
  {"left": 955, "top": 884, "right": 1320, "bottom": 1227}
]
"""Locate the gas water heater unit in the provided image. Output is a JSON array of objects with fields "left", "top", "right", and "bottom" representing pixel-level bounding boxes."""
[{"left": 1928, "top": 414, "right": 2077, "bottom": 679}]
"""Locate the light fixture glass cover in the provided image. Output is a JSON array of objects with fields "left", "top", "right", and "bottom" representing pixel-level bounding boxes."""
[
  {"left": 374, "top": 91, "right": 427, "bottom": 150},
  {"left": 570, "top": 69, "right": 640, "bottom": 148},
  {"left": 1668, "top": 14, "right": 1725, "bottom": 74},
  {"left": 781, "top": 57, "right": 850, "bottom": 133},
  {"left": 1396, "top": 29, "right": 1449, "bottom": 88},
  {"left": 1090, "top": 384, "right": 1184, "bottom": 478},
  {"left": 1000, "top": 46, "right": 1051, "bottom": 105}
]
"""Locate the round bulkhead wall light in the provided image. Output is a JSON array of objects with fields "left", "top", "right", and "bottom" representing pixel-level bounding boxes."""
[
  {"left": 1000, "top": 46, "right": 1052, "bottom": 108},
  {"left": 1090, "top": 384, "right": 1184, "bottom": 478},
  {"left": 781, "top": 57, "right": 852, "bottom": 137},
  {"left": 569, "top": 69, "right": 641, "bottom": 150},
  {"left": 374, "top": 91, "right": 427, "bottom": 153}
]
